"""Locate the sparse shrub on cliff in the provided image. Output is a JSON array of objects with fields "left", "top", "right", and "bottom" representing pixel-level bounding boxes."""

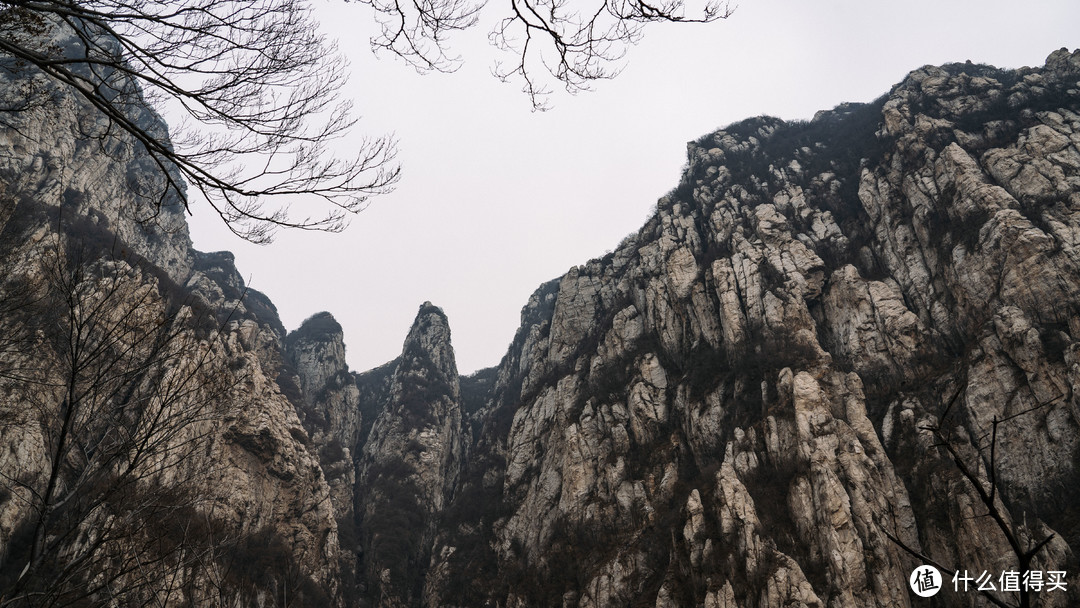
[
  {"left": 320, "top": 438, "right": 346, "bottom": 464},
  {"left": 218, "top": 526, "right": 332, "bottom": 607},
  {"left": 0, "top": 234, "right": 241, "bottom": 605},
  {"left": 359, "top": 470, "right": 427, "bottom": 603}
]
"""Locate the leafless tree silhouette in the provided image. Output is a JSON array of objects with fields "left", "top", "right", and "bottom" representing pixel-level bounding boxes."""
[
  {"left": 0, "top": 0, "right": 400, "bottom": 243},
  {"left": 0, "top": 232, "right": 239, "bottom": 606},
  {"left": 357, "top": 0, "right": 731, "bottom": 109},
  {"left": 0, "top": 0, "right": 730, "bottom": 242},
  {"left": 881, "top": 388, "right": 1060, "bottom": 608}
]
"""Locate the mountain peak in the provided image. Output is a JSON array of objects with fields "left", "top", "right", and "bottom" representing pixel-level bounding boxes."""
[
  {"left": 401, "top": 301, "right": 457, "bottom": 381},
  {"left": 291, "top": 311, "right": 344, "bottom": 342}
]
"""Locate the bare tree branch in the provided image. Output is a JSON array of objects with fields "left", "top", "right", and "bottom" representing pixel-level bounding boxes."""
[
  {"left": 1, "top": 0, "right": 731, "bottom": 242},
  {"left": 354, "top": 0, "right": 732, "bottom": 110},
  {"left": 889, "top": 398, "right": 1059, "bottom": 608},
  {"left": 0, "top": 226, "right": 244, "bottom": 605},
  {"left": 0, "top": 0, "right": 400, "bottom": 243}
]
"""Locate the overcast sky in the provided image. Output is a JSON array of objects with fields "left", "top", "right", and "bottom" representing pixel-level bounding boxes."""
[{"left": 186, "top": 0, "right": 1080, "bottom": 375}]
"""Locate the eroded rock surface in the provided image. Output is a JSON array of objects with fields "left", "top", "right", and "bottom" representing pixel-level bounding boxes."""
[
  {"left": 2, "top": 21, "right": 1080, "bottom": 607},
  {"left": 0, "top": 18, "right": 342, "bottom": 607},
  {"left": 355, "top": 303, "right": 464, "bottom": 607},
  {"left": 424, "top": 51, "right": 1080, "bottom": 608}
]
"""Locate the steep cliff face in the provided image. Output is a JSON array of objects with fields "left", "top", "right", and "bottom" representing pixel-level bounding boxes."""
[
  {"left": 423, "top": 50, "right": 1080, "bottom": 607},
  {"left": 0, "top": 16, "right": 192, "bottom": 283},
  {"left": 355, "top": 303, "right": 465, "bottom": 607},
  {"left": 283, "top": 312, "right": 367, "bottom": 593},
  {"left": 3, "top": 14, "right": 1080, "bottom": 607},
  {"left": 286, "top": 313, "right": 364, "bottom": 522},
  {"left": 0, "top": 204, "right": 345, "bottom": 607},
  {"left": 0, "top": 18, "right": 343, "bottom": 607}
]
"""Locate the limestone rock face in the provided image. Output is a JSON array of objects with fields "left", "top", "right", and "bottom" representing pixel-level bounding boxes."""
[
  {"left": 423, "top": 51, "right": 1080, "bottom": 607},
  {"left": 286, "top": 312, "right": 364, "bottom": 522},
  {"left": 0, "top": 18, "right": 341, "bottom": 607},
  {"left": 355, "top": 303, "right": 465, "bottom": 607},
  {"left": 0, "top": 205, "right": 343, "bottom": 607},
  {"left": 4, "top": 15, "right": 1080, "bottom": 607},
  {"left": 283, "top": 312, "right": 367, "bottom": 592},
  {"left": 0, "top": 15, "right": 193, "bottom": 283}
]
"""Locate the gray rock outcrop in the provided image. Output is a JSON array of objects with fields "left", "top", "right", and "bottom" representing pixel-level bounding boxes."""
[
  {"left": 2, "top": 16, "right": 1080, "bottom": 607},
  {"left": 287, "top": 312, "right": 364, "bottom": 522},
  {"left": 355, "top": 303, "right": 464, "bottom": 607},
  {"left": 0, "top": 14, "right": 193, "bottom": 282},
  {"left": 424, "top": 50, "right": 1080, "bottom": 608},
  {"left": 0, "top": 17, "right": 342, "bottom": 607}
]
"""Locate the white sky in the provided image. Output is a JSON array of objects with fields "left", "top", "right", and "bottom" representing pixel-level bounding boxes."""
[{"left": 187, "top": 0, "right": 1080, "bottom": 374}]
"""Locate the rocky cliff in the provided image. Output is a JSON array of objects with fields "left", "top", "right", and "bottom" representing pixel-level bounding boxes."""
[
  {"left": 420, "top": 50, "right": 1080, "bottom": 607},
  {"left": 0, "top": 17, "right": 343, "bottom": 607},
  {"left": 354, "top": 303, "right": 464, "bottom": 607},
  {"left": 1, "top": 16, "right": 1080, "bottom": 608}
]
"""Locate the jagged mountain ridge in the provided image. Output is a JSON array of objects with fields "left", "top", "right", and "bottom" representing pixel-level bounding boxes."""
[
  {"left": 2, "top": 19, "right": 1080, "bottom": 607},
  {"left": 370, "top": 50, "right": 1080, "bottom": 607}
]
